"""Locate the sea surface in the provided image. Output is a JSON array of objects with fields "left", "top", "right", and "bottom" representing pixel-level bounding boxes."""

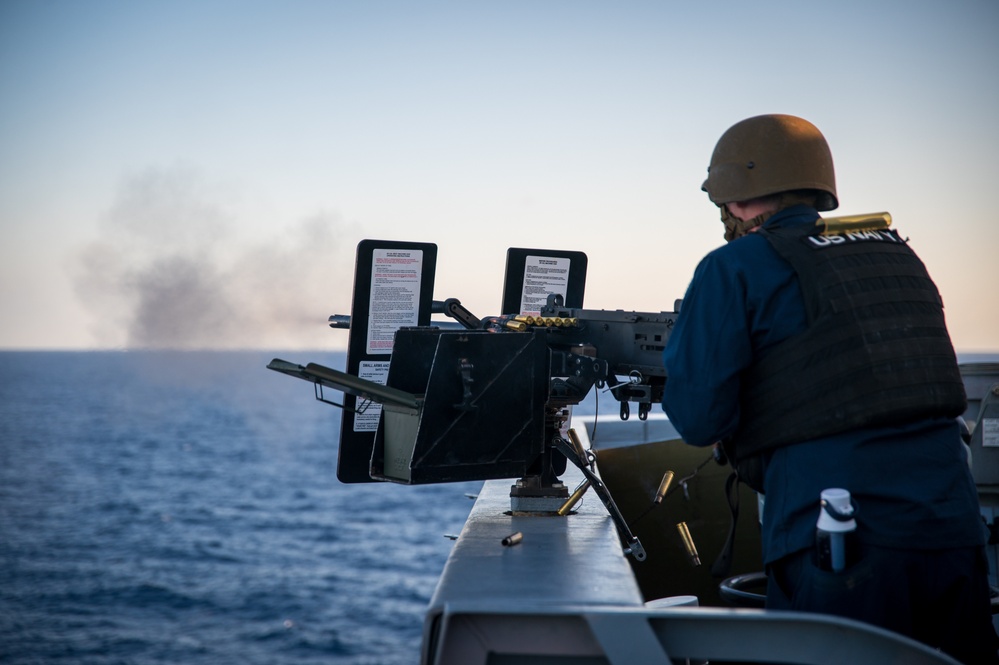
[
  {"left": 0, "top": 350, "right": 494, "bottom": 665},
  {"left": 3, "top": 350, "right": 995, "bottom": 664}
]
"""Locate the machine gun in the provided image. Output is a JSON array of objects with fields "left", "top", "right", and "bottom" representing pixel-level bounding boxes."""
[{"left": 268, "top": 240, "right": 680, "bottom": 560}]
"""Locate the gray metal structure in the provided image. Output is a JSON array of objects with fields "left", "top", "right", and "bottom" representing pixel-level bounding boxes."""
[
  {"left": 427, "top": 604, "right": 960, "bottom": 664},
  {"left": 421, "top": 466, "right": 959, "bottom": 664}
]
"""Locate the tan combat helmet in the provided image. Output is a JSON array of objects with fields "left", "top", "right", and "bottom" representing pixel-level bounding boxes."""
[{"left": 702, "top": 114, "right": 839, "bottom": 211}]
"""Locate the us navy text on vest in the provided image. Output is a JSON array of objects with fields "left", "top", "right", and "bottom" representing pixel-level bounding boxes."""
[{"left": 806, "top": 228, "right": 902, "bottom": 247}]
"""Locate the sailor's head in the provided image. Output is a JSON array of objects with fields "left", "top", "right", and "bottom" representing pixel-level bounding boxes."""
[{"left": 703, "top": 114, "right": 838, "bottom": 241}]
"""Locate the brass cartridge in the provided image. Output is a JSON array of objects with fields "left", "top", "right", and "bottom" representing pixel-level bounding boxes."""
[{"left": 816, "top": 212, "right": 892, "bottom": 235}]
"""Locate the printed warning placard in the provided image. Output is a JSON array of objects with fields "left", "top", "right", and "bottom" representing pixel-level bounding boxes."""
[
  {"left": 366, "top": 249, "right": 423, "bottom": 355},
  {"left": 520, "top": 255, "right": 570, "bottom": 315}
]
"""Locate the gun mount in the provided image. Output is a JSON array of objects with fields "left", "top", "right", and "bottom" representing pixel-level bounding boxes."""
[{"left": 268, "top": 240, "right": 680, "bottom": 560}]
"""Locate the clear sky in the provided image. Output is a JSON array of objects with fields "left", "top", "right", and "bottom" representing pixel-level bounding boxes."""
[{"left": 1, "top": 0, "right": 997, "bottom": 352}]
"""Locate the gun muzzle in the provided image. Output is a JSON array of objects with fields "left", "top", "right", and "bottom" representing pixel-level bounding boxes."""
[{"left": 328, "top": 314, "right": 351, "bottom": 329}]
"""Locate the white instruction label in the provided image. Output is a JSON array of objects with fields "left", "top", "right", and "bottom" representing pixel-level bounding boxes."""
[
  {"left": 367, "top": 249, "right": 423, "bottom": 355},
  {"left": 520, "top": 255, "right": 570, "bottom": 315},
  {"left": 353, "top": 361, "right": 390, "bottom": 433},
  {"left": 982, "top": 418, "right": 999, "bottom": 448}
]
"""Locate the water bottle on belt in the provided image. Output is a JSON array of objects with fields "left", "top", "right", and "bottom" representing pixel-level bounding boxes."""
[{"left": 815, "top": 488, "right": 858, "bottom": 572}]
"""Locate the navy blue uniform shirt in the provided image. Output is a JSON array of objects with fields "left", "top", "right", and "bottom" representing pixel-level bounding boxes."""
[{"left": 662, "top": 206, "right": 985, "bottom": 565}]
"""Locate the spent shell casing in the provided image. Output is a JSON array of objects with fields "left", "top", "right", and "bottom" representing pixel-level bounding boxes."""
[
  {"left": 557, "top": 480, "right": 591, "bottom": 516},
  {"left": 654, "top": 470, "right": 675, "bottom": 504},
  {"left": 677, "top": 522, "right": 701, "bottom": 567},
  {"left": 501, "top": 531, "right": 523, "bottom": 547}
]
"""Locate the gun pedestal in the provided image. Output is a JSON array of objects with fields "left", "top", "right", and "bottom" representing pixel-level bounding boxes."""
[
  {"left": 509, "top": 416, "right": 571, "bottom": 513},
  {"left": 510, "top": 475, "right": 570, "bottom": 513}
]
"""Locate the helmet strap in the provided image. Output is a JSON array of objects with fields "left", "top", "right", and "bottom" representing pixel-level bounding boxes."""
[
  {"left": 721, "top": 205, "right": 771, "bottom": 242},
  {"left": 721, "top": 191, "right": 820, "bottom": 242}
]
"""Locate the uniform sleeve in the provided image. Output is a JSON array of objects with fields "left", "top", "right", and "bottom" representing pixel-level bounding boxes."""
[{"left": 661, "top": 250, "right": 754, "bottom": 447}]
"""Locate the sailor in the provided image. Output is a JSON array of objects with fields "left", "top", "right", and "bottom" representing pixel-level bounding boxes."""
[{"left": 661, "top": 114, "right": 997, "bottom": 663}]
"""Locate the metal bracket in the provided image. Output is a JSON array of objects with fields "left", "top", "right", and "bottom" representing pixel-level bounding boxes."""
[
  {"left": 314, "top": 382, "right": 372, "bottom": 414},
  {"left": 453, "top": 358, "right": 478, "bottom": 411},
  {"left": 554, "top": 436, "right": 646, "bottom": 561}
]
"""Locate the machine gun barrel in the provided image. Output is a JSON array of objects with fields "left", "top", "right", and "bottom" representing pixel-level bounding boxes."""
[{"left": 329, "top": 299, "right": 480, "bottom": 331}]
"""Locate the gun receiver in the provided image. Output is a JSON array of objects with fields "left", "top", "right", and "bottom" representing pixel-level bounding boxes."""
[
  {"left": 316, "top": 293, "right": 675, "bottom": 421},
  {"left": 536, "top": 294, "right": 674, "bottom": 421}
]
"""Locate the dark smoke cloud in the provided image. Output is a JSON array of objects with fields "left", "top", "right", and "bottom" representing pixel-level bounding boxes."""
[{"left": 74, "top": 166, "right": 356, "bottom": 349}]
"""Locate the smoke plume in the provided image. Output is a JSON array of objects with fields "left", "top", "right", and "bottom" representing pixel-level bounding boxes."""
[{"left": 73, "top": 166, "right": 356, "bottom": 349}]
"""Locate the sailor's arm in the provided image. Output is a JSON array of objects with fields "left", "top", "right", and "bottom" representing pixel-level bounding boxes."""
[{"left": 661, "top": 252, "right": 752, "bottom": 447}]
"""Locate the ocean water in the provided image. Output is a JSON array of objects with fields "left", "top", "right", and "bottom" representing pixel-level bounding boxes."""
[
  {"left": 6, "top": 349, "right": 994, "bottom": 664},
  {"left": 0, "top": 351, "right": 483, "bottom": 665}
]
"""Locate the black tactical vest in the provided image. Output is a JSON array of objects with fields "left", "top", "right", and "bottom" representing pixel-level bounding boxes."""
[{"left": 732, "top": 223, "right": 967, "bottom": 461}]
